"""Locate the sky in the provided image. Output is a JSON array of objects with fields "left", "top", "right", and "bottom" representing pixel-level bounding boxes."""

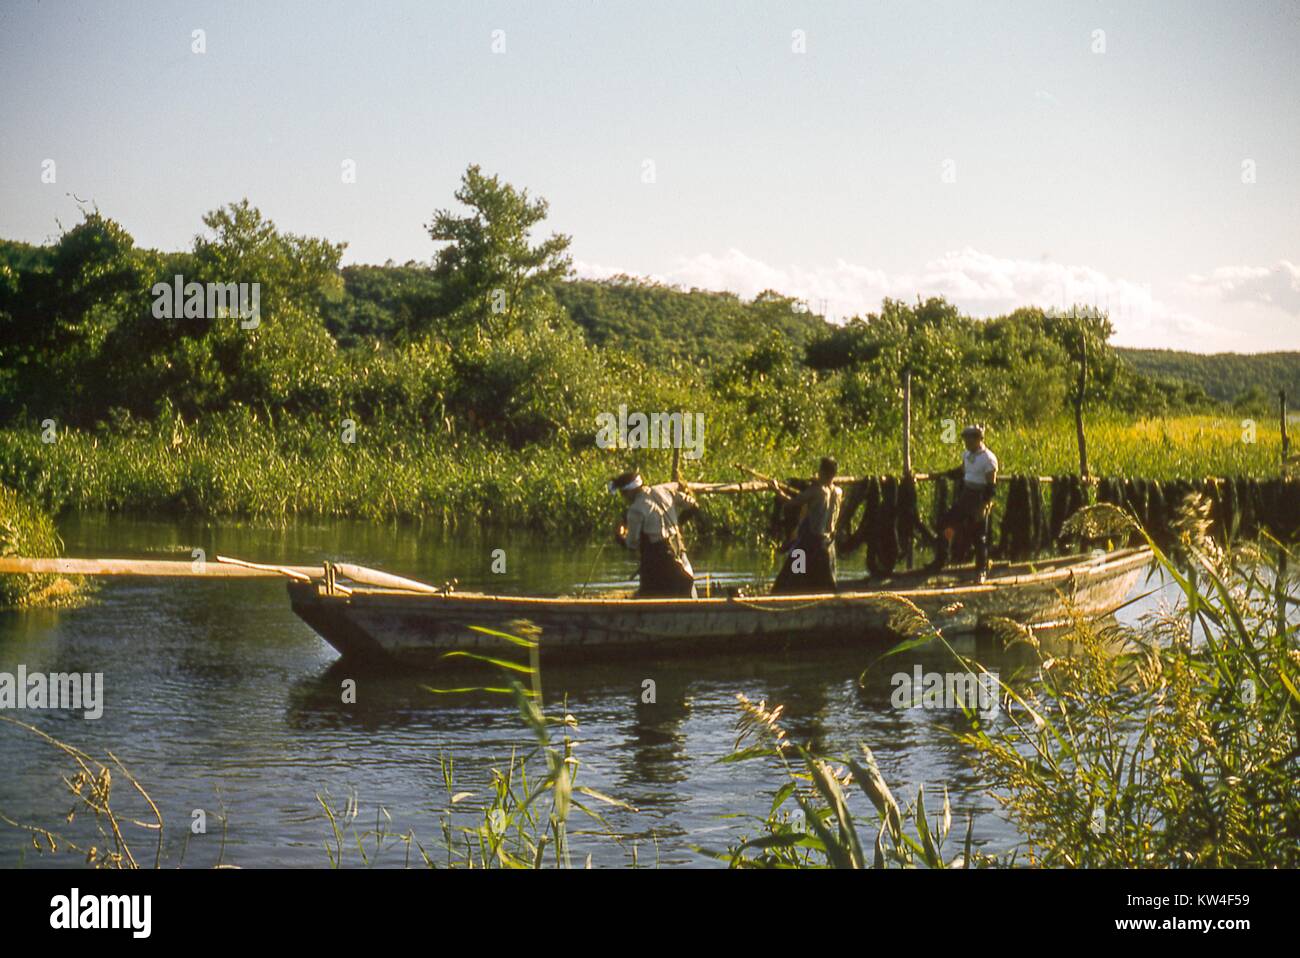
[{"left": 1, "top": 0, "right": 1297, "bottom": 352}]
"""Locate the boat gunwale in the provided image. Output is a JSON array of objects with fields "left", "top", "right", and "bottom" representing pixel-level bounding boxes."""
[{"left": 309, "top": 547, "right": 1155, "bottom": 610}]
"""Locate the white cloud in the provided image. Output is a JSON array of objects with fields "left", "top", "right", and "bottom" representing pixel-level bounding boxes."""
[
  {"left": 574, "top": 247, "right": 1227, "bottom": 347},
  {"left": 1188, "top": 261, "right": 1300, "bottom": 316}
]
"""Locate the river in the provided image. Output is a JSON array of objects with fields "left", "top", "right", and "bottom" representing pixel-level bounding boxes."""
[{"left": 0, "top": 513, "right": 1174, "bottom": 868}]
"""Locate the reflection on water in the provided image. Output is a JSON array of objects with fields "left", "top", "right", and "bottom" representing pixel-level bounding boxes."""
[{"left": 0, "top": 514, "right": 1174, "bottom": 867}]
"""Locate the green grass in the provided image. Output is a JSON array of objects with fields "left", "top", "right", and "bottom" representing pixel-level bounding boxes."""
[
  {"left": 0, "top": 412, "right": 1284, "bottom": 543},
  {"left": 0, "top": 482, "right": 85, "bottom": 608},
  {"left": 952, "top": 510, "right": 1300, "bottom": 867}
]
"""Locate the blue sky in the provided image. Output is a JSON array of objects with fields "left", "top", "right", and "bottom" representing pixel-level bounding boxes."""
[{"left": 1, "top": 0, "right": 1297, "bottom": 351}]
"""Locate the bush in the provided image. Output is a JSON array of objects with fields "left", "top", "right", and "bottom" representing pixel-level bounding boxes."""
[{"left": 447, "top": 324, "right": 608, "bottom": 449}]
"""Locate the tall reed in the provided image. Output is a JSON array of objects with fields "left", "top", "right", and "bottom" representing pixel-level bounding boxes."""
[
  {"left": 705, "top": 694, "right": 991, "bottom": 868},
  {"left": 884, "top": 500, "right": 1298, "bottom": 867},
  {"left": 0, "top": 413, "right": 1279, "bottom": 544},
  {"left": 0, "top": 716, "right": 164, "bottom": 868}
]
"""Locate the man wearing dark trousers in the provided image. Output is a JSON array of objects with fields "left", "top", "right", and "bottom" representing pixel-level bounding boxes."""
[
  {"left": 772, "top": 456, "right": 843, "bottom": 594},
  {"left": 611, "top": 471, "right": 697, "bottom": 598},
  {"left": 927, "top": 425, "right": 998, "bottom": 581}
]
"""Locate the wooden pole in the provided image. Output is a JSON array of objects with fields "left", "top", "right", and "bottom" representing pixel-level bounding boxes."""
[
  {"left": 0, "top": 555, "right": 446, "bottom": 594},
  {"left": 332, "top": 563, "right": 440, "bottom": 594},
  {"left": 1281, "top": 388, "right": 1290, "bottom": 460},
  {"left": 215, "top": 555, "right": 317, "bottom": 581},
  {"left": 730, "top": 464, "right": 798, "bottom": 496},
  {"left": 0, "top": 557, "right": 322, "bottom": 578},
  {"left": 1074, "top": 332, "right": 1090, "bottom": 483},
  {"left": 902, "top": 367, "right": 913, "bottom": 477},
  {"left": 902, "top": 367, "right": 915, "bottom": 568}
]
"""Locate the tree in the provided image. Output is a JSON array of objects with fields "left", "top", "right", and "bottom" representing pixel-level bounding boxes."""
[
  {"left": 424, "top": 165, "right": 572, "bottom": 342},
  {"left": 712, "top": 329, "right": 822, "bottom": 442},
  {"left": 193, "top": 199, "right": 345, "bottom": 314},
  {"left": 0, "top": 212, "right": 149, "bottom": 423},
  {"left": 96, "top": 201, "right": 345, "bottom": 419}
]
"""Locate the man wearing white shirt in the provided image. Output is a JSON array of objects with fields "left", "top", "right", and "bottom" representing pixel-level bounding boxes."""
[
  {"left": 610, "top": 470, "right": 698, "bottom": 598},
  {"left": 927, "top": 425, "right": 998, "bottom": 579}
]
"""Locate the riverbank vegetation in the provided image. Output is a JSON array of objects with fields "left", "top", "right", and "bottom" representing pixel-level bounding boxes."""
[
  {"left": 0, "top": 411, "right": 1280, "bottom": 539},
  {"left": 959, "top": 504, "right": 1299, "bottom": 867},
  {"left": 0, "top": 483, "right": 83, "bottom": 609},
  {"left": 0, "top": 166, "right": 1291, "bottom": 536},
  {"left": 708, "top": 502, "right": 1297, "bottom": 867}
]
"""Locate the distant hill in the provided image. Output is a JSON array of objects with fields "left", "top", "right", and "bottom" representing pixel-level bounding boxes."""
[
  {"left": 555, "top": 281, "right": 1300, "bottom": 407},
  {"left": 1118, "top": 348, "right": 1300, "bottom": 406},
  {"left": 553, "top": 276, "right": 830, "bottom": 363}
]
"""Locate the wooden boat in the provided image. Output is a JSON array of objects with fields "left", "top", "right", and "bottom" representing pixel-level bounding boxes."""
[{"left": 286, "top": 547, "right": 1154, "bottom": 664}]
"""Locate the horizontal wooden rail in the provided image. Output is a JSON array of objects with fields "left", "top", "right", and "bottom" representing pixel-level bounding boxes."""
[{"left": 688, "top": 473, "right": 1265, "bottom": 494}]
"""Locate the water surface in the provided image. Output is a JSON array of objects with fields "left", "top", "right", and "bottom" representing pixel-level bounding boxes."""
[{"left": 0, "top": 514, "right": 1173, "bottom": 867}]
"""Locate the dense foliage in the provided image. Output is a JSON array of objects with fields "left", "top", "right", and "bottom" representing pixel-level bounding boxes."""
[
  {"left": 0, "top": 165, "right": 1287, "bottom": 529},
  {"left": 1119, "top": 348, "right": 1300, "bottom": 411},
  {"left": 556, "top": 280, "right": 827, "bottom": 364}
]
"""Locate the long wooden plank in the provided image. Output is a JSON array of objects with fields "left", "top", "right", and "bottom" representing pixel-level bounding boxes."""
[
  {"left": 0, "top": 555, "right": 436, "bottom": 590},
  {"left": 0, "top": 556, "right": 323, "bottom": 578}
]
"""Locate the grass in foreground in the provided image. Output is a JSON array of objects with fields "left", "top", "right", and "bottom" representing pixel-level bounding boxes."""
[{"left": 703, "top": 498, "right": 1296, "bottom": 868}]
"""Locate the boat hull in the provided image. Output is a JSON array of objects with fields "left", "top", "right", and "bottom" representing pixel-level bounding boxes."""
[{"left": 287, "top": 548, "right": 1153, "bottom": 665}]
